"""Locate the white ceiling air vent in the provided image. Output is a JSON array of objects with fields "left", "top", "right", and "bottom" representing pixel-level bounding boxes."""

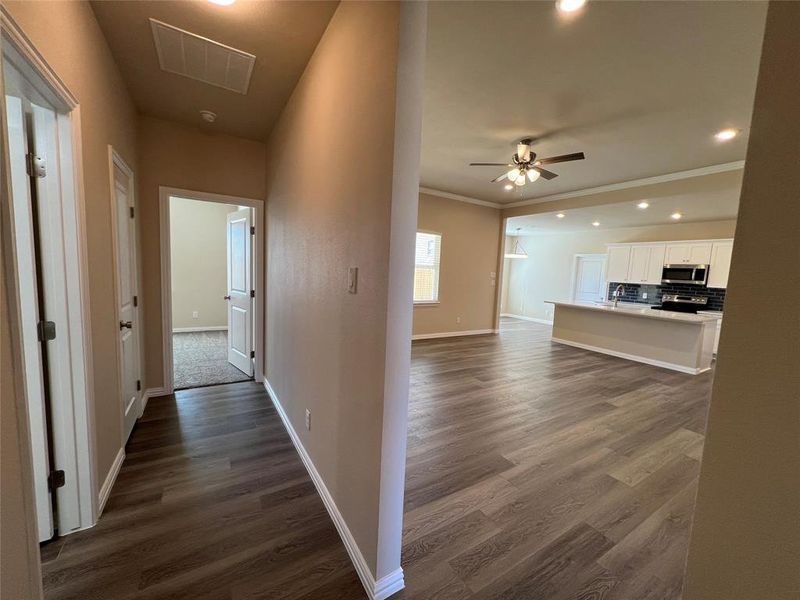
[{"left": 150, "top": 18, "right": 255, "bottom": 94}]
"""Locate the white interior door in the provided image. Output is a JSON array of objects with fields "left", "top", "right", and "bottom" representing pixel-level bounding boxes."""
[
  {"left": 573, "top": 255, "right": 607, "bottom": 303},
  {"left": 6, "top": 94, "right": 54, "bottom": 542},
  {"left": 113, "top": 163, "right": 141, "bottom": 442},
  {"left": 226, "top": 208, "right": 253, "bottom": 376}
]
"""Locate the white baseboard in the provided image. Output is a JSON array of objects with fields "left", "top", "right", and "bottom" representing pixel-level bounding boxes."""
[
  {"left": 411, "top": 328, "right": 498, "bottom": 341},
  {"left": 501, "top": 313, "right": 553, "bottom": 326},
  {"left": 172, "top": 326, "right": 228, "bottom": 333},
  {"left": 550, "top": 337, "right": 710, "bottom": 375},
  {"left": 97, "top": 447, "right": 125, "bottom": 517},
  {"left": 141, "top": 387, "right": 169, "bottom": 414},
  {"left": 262, "top": 378, "right": 402, "bottom": 600}
]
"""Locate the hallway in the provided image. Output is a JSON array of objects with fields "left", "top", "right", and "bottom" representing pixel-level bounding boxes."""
[{"left": 172, "top": 331, "right": 252, "bottom": 390}]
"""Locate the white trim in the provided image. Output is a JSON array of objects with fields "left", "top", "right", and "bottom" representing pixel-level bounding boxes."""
[
  {"left": 419, "top": 187, "right": 502, "bottom": 209},
  {"left": 172, "top": 326, "right": 228, "bottom": 333},
  {"left": 159, "top": 187, "right": 264, "bottom": 394},
  {"left": 606, "top": 237, "right": 733, "bottom": 248},
  {"left": 501, "top": 314, "right": 553, "bottom": 326},
  {"left": 97, "top": 447, "right": 125, "bottom": 517},
  {"left": 551, "top": 337, "right": 709, "bottom": 375},
  {"left": 141, "top": 387, "right": 169, "bottom": 414},
  {"left": 411, "top": 328, "right": 498, "bottom": 340},
  {"left": 263, "top": 378, "right": 400, "bottom": 600},
  {"left": 2, "top": 13, "right": 96, "bottom": 533},
  {"left": 504, "top": 161, "right": 745, "bottom": 209}
]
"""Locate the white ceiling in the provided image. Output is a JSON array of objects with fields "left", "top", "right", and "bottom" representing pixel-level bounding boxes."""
[
  {"left": 422, "top": 1, "right": 767, "bottom": 204},
  {"left": 506, "top": 176, "right": 741, "bottom": 234}
]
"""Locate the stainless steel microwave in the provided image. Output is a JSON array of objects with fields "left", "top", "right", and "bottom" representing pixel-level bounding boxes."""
[{"left": 661, "top": 264, "right": 709, "bottom": 285}]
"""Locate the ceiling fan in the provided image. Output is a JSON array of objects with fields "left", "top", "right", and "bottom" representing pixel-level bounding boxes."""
[{"left": 469, "top": 138, "right": 585, "bottom": 187}]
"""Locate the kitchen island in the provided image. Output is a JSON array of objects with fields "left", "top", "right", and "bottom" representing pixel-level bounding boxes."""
[{"left": 545, "top": 301, "right": 717, "bottom": 374}]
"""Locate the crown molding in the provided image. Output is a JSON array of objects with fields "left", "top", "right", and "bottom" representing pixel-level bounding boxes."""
[
  {"left": 502, "top": 161, "right": 745, "bottom": 209},
  {"left": 419, "top": 187, "right": 502, "bottom": 209}
]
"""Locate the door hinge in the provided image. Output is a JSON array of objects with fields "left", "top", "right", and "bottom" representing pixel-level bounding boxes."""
[
  {"left": 26, "top": 153, "right": 46, "bottom": 178},
  {"left": 250, "top": 226, "right": 255, "bottom": 235},
  {"left": 48, "top": 470, "right": 65, "bottom": 491},
  {"left": 250, "top": 289, "right": 255, "bottom": 298},
  {"left": 129, "top": 206, "right": 135, "bottom": 219},
  {"left": 136, "top": 379, "right": 141, "bottom": 391},
  {"left": 133, "top": 295, "right": 138, "bottom": 307},
  {"left": 37, "top": 320, "right": 56, "bottom": 342},
  {"left": 250, "top": 350, "right": 255, "bottom": 359}
]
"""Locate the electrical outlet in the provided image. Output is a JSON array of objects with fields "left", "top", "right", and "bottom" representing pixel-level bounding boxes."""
[
  {"left": 642, "top": 292, "right": 648, "bottom": 300},
  {"left": 456, "top": 316, "right": 461, "bottom": 324},
  {"left": 192, "top": 311, "right": 199, "bottom": 319},
  {"left": 348, "top": 267, "right": 358, "bottom": 294},
  {"left": 305, "top": 409, "right": 311, "bottom": 431}
]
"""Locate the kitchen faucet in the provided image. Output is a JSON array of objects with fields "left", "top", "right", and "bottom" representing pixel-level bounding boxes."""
[{"left": 613, "top": 284, "right": 625, "bottom": 307}]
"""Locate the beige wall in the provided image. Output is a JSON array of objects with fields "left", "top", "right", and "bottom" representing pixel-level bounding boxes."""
[
  {"left": 137, "top": 116, "right": 266, "bottom": 389},
  {"left": 685, "top": 2, "right": 800, "bottom": 597},
  {"left": 169, "top": 197, "right": 234, "bottom": 330},
  {"left": 413, "top": 193, "right": 501, "bottom": 336},
  {"left": 263, "top": 0, "right": 424, "bottom": 579},
  {"left": 4, "top": 0, "right": 139, "bottom": 482},
  {"left": 503, "top": 219, "right": 737, "bottom": 321}
]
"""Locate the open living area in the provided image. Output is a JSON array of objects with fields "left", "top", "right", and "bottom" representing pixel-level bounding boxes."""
[{"left": 2, "top": 2, "right": 798, "bottom": 600}]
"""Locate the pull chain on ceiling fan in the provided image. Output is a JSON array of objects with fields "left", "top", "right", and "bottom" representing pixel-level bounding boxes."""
[{"left": 469, "top": 138, "right": 586, "bottom": 187}]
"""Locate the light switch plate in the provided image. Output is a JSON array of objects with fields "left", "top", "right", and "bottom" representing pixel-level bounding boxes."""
[{"left": 348, "top": 267, "right": 358, "bottom": 294}]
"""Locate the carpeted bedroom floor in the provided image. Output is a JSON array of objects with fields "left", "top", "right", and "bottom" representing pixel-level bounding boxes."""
[{"left": 172, "top": 331, "right": 252, "bottom": 390}]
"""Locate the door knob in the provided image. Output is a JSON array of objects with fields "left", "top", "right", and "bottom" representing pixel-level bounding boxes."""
[
  {"left": 119, "top": 320, "right": 132, "bottom": 330},
  {"left": 224, "top": 295, "right": 231, "bottom": 300}
]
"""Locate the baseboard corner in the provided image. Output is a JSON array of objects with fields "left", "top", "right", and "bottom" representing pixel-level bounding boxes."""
[
  {"left": 97, "top": 447, "right": 125, "bottom": 517},
  {"left": 373, "top": 567, "right": 405, "bottom": 600}
]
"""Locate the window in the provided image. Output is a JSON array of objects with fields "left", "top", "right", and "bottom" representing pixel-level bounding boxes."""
[{"left": 414, "top": 231, "right": 441, "bottom": 303}]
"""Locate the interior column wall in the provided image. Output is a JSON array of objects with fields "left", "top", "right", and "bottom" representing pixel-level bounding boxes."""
[{"left": 684, "top": 2, "right": 800, "bottom": 597}]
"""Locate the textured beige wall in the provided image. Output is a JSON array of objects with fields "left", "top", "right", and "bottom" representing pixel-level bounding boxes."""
[
  {"left": 504, "top": 219, "right": 737, "bottom": 321},
  {"left": 137, "top": 116, "right": 266, "bottom": 389},
  {"left": 4, "top": 0, "right": 139, "bottom": 482},
  {"left": 684, "top": 3, "right": 800, "bottom": 597},
  {"left": 169, "top": 198, "right": 232, "bottom": 330},
  {"left": 264, "top": 1, "right": 405, "bottom": 575},
  {"left": 413, "top": 193, "right": 501, "bottom": 335}
]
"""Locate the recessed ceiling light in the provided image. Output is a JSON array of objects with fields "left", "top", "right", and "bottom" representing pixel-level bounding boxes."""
[
  {"left": 504, "top": 184, "right": 514, "bottom": 191},
  {"left": 592, "top": 221, "right": 600, "bottom": 227},
  {"left": 637, "top": 201, "right": 649, "bottom": 209},
  {"left": 671, "top": 212, "right": 683, "bottom": 220},
  {"left": 714, "top": 128, "right": 738, "bottom": 141},
  {"left": 209, "top": 0, "right": 236, "bottom": 5},
  {"left": 557, "top": 0, "right": 587, "bottom": 13},
  {"left": 556, "top": 213, "right": 565, "bottom": 219}
]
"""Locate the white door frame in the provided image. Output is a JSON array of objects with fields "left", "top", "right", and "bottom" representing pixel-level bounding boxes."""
[
  {"left": 569, "top": 253, "right": 608, "bottom": 302},
  {"left": 2, "top": 7, "right": 97, "bottom": 532},
  {"left": 159, "top": 186, "right": 264, "bottom": 394},
  {"left": 108, "top": 147, "right": 143, "bottom": 443}
]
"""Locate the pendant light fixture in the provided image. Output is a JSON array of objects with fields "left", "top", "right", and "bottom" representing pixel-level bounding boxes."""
[{"left": 504, "top": 228, "right": 528, "bottom": 259}]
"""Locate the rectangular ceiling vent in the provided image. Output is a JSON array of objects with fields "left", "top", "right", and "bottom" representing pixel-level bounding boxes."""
[{"left": 150, "top": 18, "right": 255, "bottom": 95}]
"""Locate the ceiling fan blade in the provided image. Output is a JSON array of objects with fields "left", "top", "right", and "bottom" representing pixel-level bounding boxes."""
[
  {"left": 535, "top": 152, "right": 585, "bottom": 165},
  {"left": 491, "top": 172, "right": 508, "bottom": 183},
  {"left": 533, "top": 166, "right": 558, "bottom": 180},
  {"left": 470, "top": 162, "right": 512, "bottom": 166}
]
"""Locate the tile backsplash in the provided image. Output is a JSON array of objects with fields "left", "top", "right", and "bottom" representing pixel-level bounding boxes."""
[{"left": 607, "top": 281, "right": 726, "bottom": 311}]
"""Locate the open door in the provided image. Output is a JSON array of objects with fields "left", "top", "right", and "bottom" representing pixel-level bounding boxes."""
[{"left": 226, "top": 208, "right": 253, "bottom": 376}]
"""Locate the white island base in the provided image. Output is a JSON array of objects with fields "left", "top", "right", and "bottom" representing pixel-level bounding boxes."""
[{"left": 546, "top": 301, "right": 717, "bottom": 375}]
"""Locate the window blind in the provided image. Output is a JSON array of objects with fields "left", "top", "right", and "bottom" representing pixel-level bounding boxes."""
[{"left": 414, "top": 232, "right": 441, "bottom": 303}]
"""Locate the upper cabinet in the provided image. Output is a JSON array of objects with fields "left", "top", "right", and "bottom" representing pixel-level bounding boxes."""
[
  {"left": 606, "top": 245, "right": 632, "bottom": 283},
  {"left": 707, "top": 240, "right": 734, "bottom": 288},
  {"left": 664, "top": 242, "right": 713, "bottom": 265},
  {"left": 627, "top": 244, "right": 666, "bottom": 284}
]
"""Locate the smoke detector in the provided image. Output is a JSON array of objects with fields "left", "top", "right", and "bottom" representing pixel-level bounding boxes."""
[{"left": 200, "top": 110, "right": 217, "bottom": 123}]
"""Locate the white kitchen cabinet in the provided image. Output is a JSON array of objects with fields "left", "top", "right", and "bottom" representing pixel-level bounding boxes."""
[
  {"left": 707, "top": 240, "right": 734, "bottom": 288},
  {"left": 665, "top": 242, "right": 713, "bottom": 265},
  {"left": 627, "top": 244, "right": 666, "bottom": 284},
  {"left": 606, "top": 245, "right": 632, "bottom": 283}
]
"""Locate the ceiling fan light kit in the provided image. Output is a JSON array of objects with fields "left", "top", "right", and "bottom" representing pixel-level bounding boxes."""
[{"left": 470, "top": 138, "right": 586, "bottom": 187}]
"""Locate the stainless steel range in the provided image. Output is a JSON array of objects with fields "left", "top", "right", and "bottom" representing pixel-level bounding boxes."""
[{"left": 651, "top": 294, "right": 708, "bottom": 314}]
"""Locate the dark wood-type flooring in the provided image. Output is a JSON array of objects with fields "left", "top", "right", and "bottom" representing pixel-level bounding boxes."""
[{"left": 41, "top": 319, "right": 712, "bottom": 599}]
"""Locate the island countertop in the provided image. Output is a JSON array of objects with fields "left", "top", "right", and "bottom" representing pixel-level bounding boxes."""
[{"left": 544, "top": 301, "right": 719, "bottom": 325}]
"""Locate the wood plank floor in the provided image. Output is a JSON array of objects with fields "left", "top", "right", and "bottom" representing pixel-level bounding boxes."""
[
  {"left": 41, "top": 318, "right": 712, "bottom": 599},
  {"left": 398, "top": 318, "right": 711, "bottom": 600}
]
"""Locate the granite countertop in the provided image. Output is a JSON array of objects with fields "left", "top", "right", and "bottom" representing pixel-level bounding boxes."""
[{"left": 546, "top": 300, "right": 720, "bottom": 325}]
